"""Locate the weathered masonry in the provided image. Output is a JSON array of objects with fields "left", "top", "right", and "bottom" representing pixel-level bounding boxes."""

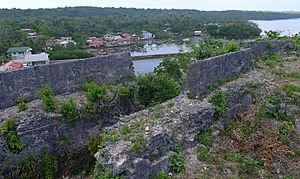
[
  {"left": 185, "top": 40, "right": 293, "bottom": 96},
  {"left": 0, "top": 52, "right": 134, "bottom": 109}
]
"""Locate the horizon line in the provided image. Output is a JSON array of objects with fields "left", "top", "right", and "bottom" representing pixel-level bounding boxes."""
[{"left": 0, "top": 6, "right": 299, "bottom": 13}]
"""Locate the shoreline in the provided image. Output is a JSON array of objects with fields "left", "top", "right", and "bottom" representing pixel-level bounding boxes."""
[{"left": 131, "top": 52, "right": 189, "bottom": 60}]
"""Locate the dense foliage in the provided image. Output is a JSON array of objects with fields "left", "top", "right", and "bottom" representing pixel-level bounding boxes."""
[
  {"left": 58, "top": 98, "right": 78, "bottom": 122},
  {"left": 0, "top": 7, "right": 299, "bottom": 56},
  {"left": 206, "top": 21, "right": 262, "bottom": 39},
  {"left": 136, "top": 73, "right": 180, "bottom": 107},
  {"left": 153, "top": 38, "right": 241, "bottom": 85},
  {"left": 16, "top": 98, "right": 29, "bottom": 111},
  {"left": 154, "top": 54, "right": 192, "bottom": 84},
  {"left": 49, "top": 45, "right": 94, "bottom": 60},
  {"left": 192, "top": 38, "right": 240, "bottom": 60},
  {"left": 83, "top": 81, "right": 108, "bottom": 103},
  {"left": 0, "top": 118, "right": 24, "bottom": 154},
  {"left": 169, "top": 151, "right": 186, "bottom": 173},
  {"left": 41, "top": 150, "right": 58, "bottom": 179},
  {"left": 38, "top": 85, "right": 57, "bottom": 111}
]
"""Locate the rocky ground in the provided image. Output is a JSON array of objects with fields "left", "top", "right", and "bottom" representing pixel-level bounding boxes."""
[
  {"left": 174, "top": 51, "right": 300, "bottom": 179},
  {"left": 92, "top": 49, "right": 300, "bottom": 179},
  {"left": 1, "top": 48, "right": 300, "bottom": 179}
]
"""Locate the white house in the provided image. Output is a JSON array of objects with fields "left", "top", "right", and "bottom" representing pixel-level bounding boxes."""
[
  {"left": 194, "top": 31, "right": 203, "bottom": 36},
  {"left": 103, "top": 34, "right": 114, "bottom": 41},
  {"left": 141, "top": 31, "right": 155, "bottom": 39},
  {"left": 15, "top": 53, "right": 50, "bottom": 66},
  {"left": 27, "top": 32, "right": 38, "bottom": 39},
  {"left": 46, "top": 37, "right": 76, "bottom": 48}
]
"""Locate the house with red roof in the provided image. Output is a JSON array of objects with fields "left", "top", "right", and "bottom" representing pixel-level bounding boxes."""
[
  {"left": 87, "top": 37, "right": 104, "bottom": 48},
  {"left": 0, "top": 61, "right": 23, "bottom": 72},
  {"left": 117, "top": 38, "right": 130, "bottom": 46}
]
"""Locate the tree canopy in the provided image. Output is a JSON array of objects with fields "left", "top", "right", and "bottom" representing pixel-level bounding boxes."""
[{"left": 0, "top": 7, "right": 299, "bottom": 56}]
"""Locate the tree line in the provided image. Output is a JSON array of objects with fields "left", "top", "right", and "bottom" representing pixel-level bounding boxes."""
[{"left": 0, "top": 7, "right": 299, "bottom": 58}]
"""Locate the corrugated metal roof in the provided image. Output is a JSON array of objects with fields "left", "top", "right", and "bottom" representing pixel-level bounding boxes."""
[
  {"left": 7, "top": 47, "right": 32, "bottom": 53},
  {"left": 23, "top": 53, "right": 49, "bottom": 62}
]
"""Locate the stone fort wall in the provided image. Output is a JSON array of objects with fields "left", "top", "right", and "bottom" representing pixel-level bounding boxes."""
[{"left": 0, "top": 52, "right": 134, "bottom": 109}]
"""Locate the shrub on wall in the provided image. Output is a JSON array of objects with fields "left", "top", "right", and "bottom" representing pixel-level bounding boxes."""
[
  {"left": 191, "top": 37, "right": 240, "bottom": 60},
  {"left": 83, "top": 81, "right": 108, "bottom": 103},
  {"left": 16, "top": 98, "right": 29, "bottom": 111},
  {"left": 0, "top": 118, "right": 24, "bottom": 154},
  {"left": 15, "top": 153, "right": 38, "bottom": 179},
  {"left": 224, "top": 40, "right": 241, "bottom": 53},
  {"left": 58, "top": 98, "right": 78, "bottom": 123},
  {"left": 38, "top": 85, "right": 57, "bottom": 111},
  {"left": 136, "top": 73, "right": 180, "bottom": 107},
  {"left": 154, "top": 54, "right": 193, "bottom": 84},
  {"left": 42, "top": 149, "right": 58, "bottom": 179},
  {"left": 210, "top": 92, "right": 229, "bottom": 118},
  {"left": 169, "top": 151, "right": 185, "bottom": 173}
]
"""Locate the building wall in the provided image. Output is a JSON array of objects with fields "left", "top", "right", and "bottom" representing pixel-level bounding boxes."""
[{"left": 0, "top": 52, "right": 134, "bottom": 109}]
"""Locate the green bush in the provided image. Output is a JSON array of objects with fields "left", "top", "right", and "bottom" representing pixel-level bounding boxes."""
[
  {"left": 117, "top": 86, "right": 130, "bottom": 104},
  {"left": 49, "top": 49, "right": 95, "bottom": 60},
  {"left": 16, "top": 153, "right": 38, "bottom": 179},
  {"left": 278, "top": 121, "right": 295, "bottom": 145},
  {"left": 240, "top": 156, "right": 264, "bottom": 176},
  {"left": 16, "top": 98, "right": 29, "bottom": 111},
  {"left": 154, "top": 54, "right": 192, "bottom": 83},
  {"left": 224, "top": 40, "right": 240, "bottom": 53},
  {"left": 38, "top": 85, "right": 56, "bottom": 111},
  {"left": 210, "top": 92, "right": 229, "bottom": 118},
  {"left": 197, "top": 146, "right": 214, "bottom": 163},
  {"left": 227, "top": 153, "right": 244, "bottom": 162},
  {"left": 93, "top": 163, "right": 122, "bottom": 179},
  {"left": 283, "top": 83, "right": 300, "bottom": 92},
  {"left": 197, "top": 129, "right": 213, "bottom": 146},
  {"left": 0, "top": 118, "right": 24, "bottom": 154},
  {"left": 223, "top": 120, "right": 237, "bottom": 137},
  {"left": 169, "top": 151, "right": 185, "bottom": 173},
  {"left": 136, "top": 73, "right": 180, "bottom": 107},
  {"left": 88, "top": 135, "right": 101, "bottom": 155},
  {"left": 83, "top": 81, "right": 108, "bottom": 103},
  {"left": 58, "top": 98, "right": 77, "bottom": 122},
  {"left": 152, "top": 171, "right": 170, "bottom": 179},
  {"left": 121, "top": 124, "right": 132, "bottom": 136},
  {"left": 42, "top": 149, "right": 58, "bottom": 179},
  {"left": 192, "top": 37, "right": 224, "bottom": 60},
  {"left": 128, "top": 135, "right": 146, "bottom": 153}
]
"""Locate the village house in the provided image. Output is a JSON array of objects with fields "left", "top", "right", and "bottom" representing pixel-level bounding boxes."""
[
  {"left": 0, "top": 61, "right": 23, "bottom": 72},
  {"left": 103, "top": 34, "right": 114, "bottom": 41},
  {"left": 27, "top": 32, "right": 38, "bottom": 39},
  {"left": 116, "top": 38, "right": 130, "bottom": 46},
  {"left": 2, "top": 47, "right": 50, "bottom": 71},
  {"left": 87, "top": 37, "right": 104, "bottom": 48},
  {"left": 141, "top": 31, "right": 155, "bottom": 39},
  {"left": 112, "top": 35, "right": 122, "bottom": 41},
  {"left": 15, "top": 52, "right": 50, "bottom": 66},
  {"left": 194, "top": 31, "right": 203, "bottom": 36},
  {"left": 120, "top": 33, "right": 131, "bottom": 39},
  {"left": 46, "top": 37, "right": 77, "bottom": 48},
  {"left": 7, "top": 47, "right": 32, "bottom": 60}
]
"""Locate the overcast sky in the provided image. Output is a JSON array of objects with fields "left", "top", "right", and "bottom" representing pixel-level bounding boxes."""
[{"left": 0, "top": 0, "right": 299, "bottom": 11}]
